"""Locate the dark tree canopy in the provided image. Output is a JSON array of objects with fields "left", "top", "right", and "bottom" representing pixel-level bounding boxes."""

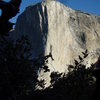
[{"left": 0, "top": 0, "right": 22, "bottom": 36}]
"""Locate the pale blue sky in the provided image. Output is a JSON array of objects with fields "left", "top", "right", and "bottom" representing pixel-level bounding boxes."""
[{"left": 1, "top": 0, "right": 100, "bottom": 23}]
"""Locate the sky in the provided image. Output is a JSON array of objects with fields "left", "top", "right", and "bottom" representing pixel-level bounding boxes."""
[{"left": 1, "top": 0, "right": 100, "bottom": 23}]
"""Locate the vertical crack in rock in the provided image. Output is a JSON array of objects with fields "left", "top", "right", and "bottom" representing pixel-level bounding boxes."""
[{"left": 39, "top": 5, "right": 48, "bottom": 48}]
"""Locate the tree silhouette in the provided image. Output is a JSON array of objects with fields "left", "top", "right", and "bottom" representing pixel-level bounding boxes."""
[
  {"left": 0, "top": 0, "right": 22, "bottom": 35},
  {"left": 0, "top": 35, "right": 35, "bottom": 100}
]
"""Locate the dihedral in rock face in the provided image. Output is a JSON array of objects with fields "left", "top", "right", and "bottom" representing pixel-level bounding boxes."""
[{"left": 10, "top": 1, "right": 100, "bottom": 87}]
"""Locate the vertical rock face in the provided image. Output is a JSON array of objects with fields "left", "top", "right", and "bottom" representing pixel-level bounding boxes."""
[{"left": 10, "top": 1, "right": 100, "bottom": 87}]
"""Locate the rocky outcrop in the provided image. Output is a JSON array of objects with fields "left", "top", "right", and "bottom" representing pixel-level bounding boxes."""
[{"left": 10, "top": 1, "right": 100, "bottom": 87}]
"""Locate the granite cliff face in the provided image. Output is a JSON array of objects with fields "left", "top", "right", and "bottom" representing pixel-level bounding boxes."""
[{"left": 10, "top": 1, "right": 100, "bottom": 87}]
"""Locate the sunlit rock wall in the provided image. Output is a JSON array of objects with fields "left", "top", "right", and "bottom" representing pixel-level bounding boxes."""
[{"left": 10, "top": 1, "right": 100, "bottom": 88}]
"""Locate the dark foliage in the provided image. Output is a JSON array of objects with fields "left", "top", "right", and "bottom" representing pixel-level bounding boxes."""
[
  {"left": 0, "top": 36, "right": 34, "bottom": 100},
  {"left": 91, "top": 57, "right": 100, "bottom": 100},
  {"left": 27, "top": 50, "right": 96, "bottom": 100},
  {"left": 0, "top": 35, "right": 54, "bottom": 100},
  {"left": 0, "top": 35, "right": 97, "bottom": 100},
  {"left": 0, "top": 0, "right": 22, "bottom": 35}
]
